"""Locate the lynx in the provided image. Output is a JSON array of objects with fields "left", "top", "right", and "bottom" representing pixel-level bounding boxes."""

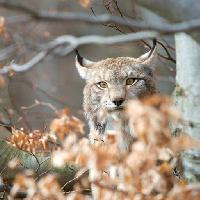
[
  {"left": 75, "top": 44, "right": 157, "bottom": 199},
  {"left": 75, "top": 43, "right": 157, "bottom": 149}
]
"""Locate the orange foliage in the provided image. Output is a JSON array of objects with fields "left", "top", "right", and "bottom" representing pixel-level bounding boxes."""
[
  {"left": 0, "top": 17, "right": 5, "bottom": 35},
  {"left": 78, "top": 0, "right": 91, "bottom": 8},
  {"left": 3, "top": 96, "right": 200, "bottom": 199},
  {"left": 7, "top": 128, "right": 56, "bottom": 153}
]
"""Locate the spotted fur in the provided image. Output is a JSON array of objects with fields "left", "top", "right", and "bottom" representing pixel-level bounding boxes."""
[{"left": 75, "top": 49, "right": 157, "bottom": 147}]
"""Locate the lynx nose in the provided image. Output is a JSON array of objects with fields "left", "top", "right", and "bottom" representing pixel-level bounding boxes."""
[{"left": 113, "top": 99, "right": 124, "bottom": 107}]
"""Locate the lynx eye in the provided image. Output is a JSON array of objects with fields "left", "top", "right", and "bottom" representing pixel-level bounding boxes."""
[
  {"left": 97, "top": 81, "right": 108, "bottom": 89},
  {"left": 126, "top": 78, "right": 138, "bottom": 85}
]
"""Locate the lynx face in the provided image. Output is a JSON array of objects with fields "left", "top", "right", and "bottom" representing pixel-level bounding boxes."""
[{"left": 75, "top": 49, "right": 157, "bottom": 134}]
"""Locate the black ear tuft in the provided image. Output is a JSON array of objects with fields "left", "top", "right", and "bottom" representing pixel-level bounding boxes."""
[
  {"left": 148, "top": 39, "right": 157, "bottom": 58},
  {"left": 75, "top": 49, "right": 83, "bottom": 65}
]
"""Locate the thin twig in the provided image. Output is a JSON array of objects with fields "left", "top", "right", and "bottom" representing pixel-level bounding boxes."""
[
  {"left": 90, "top": 7, "right": 125, "bottom": 33},
  {"left": 61, "top": 168, "right": 88, "bottom": 190},
  {"left": 157, "top": 40, "right": 176, "bottom": 63},
  {"left": 101, "top": 1, "right": 176, "bottom": 64},
  {"left": 92, "top": 181, "right": 128, "bottom": 196},
  {"left": 21, "top": 99, "right": 58, "bottom": 114},
  {"left": 112, "top": 0, "right": 124, "bottom": 18}
]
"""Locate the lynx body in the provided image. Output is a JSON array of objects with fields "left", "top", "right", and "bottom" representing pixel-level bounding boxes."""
[
  {"left": 75, "top": 47, "right": 157, "bottom": 149},
  {"left": 75, "top": 47, "right": 157, "bottom": 199}
]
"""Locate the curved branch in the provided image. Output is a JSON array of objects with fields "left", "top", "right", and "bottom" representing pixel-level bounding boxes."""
[
  {"left": 1, "top": 1, "right": 200, "bottom": 33},
  {"left": 0, "top": 31, "right": 158, "bottom": 74}
]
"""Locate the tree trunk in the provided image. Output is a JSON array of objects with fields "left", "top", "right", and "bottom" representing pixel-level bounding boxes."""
[
  {"left": 174, "top": 33, "right": 200, "bottom": 182},
  {"left": 174, "top": 33, "right": 200, "bottom": 138}
]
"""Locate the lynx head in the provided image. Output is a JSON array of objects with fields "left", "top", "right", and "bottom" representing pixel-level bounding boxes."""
[{"left": 75, "top": 45, "right": 157, "bottom": 129}]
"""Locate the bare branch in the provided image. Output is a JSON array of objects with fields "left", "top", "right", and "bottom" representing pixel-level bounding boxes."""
[
  {"left": 90, "top": 7, "right": 125, "bottom": 33},
  {"left": 0, "top": 31, "right": 158, "bottom": 74},
  {"left": 1, "top": 1, "right": 200, "bottom": 33},
  {"left": 100, "top": 1, "right": 176, "bottom": 64},
  {"left": 21, "top": 99, "right": 58, "bottom": 114},
  {"left": 157, "top": 40, "right": 176, "bottom": 63},
  {"left": 0, "top": 51, "right": 47, "bottom": 74},
  {"left": 112, "top": 0, "right": 124, "bottom": 18},
  {"left": 61, "top": 168, "right": 88, "bottom": 190}
]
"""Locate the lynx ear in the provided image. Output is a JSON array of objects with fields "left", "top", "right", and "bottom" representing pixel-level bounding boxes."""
[
  {"left": 137, "top": 39, "right": 157, "bottom": 69},
  {"left": 75, "top": 49, "right": 95, "bottom": 79}
]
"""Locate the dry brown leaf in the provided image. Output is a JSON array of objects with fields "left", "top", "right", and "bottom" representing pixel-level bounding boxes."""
[{"left": 78, "top": 0, "right": 91, "bottom": 8}]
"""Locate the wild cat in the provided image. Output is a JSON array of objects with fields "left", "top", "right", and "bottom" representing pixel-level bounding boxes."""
[
  {"left": 75, "top": 41, "right": 157, "bottom": 150},
  {"left": 75, "top": 42, "right": 157, "bottom": 199}
]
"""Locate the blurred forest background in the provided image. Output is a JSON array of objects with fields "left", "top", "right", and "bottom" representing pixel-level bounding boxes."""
[
  {"left": 0, "top": 0, "right": 175, "bottom": 135},
  {"left": 1, "top": 1, "right": 200, "bottom": 199}
]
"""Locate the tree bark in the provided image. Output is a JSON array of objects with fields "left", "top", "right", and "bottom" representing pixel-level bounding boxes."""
[
  {"left": 174, "top": 33, "right": 200, "bottom": 138},
  {"left": 174, "top": 33, "right": 200, "bottom": 182}
]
